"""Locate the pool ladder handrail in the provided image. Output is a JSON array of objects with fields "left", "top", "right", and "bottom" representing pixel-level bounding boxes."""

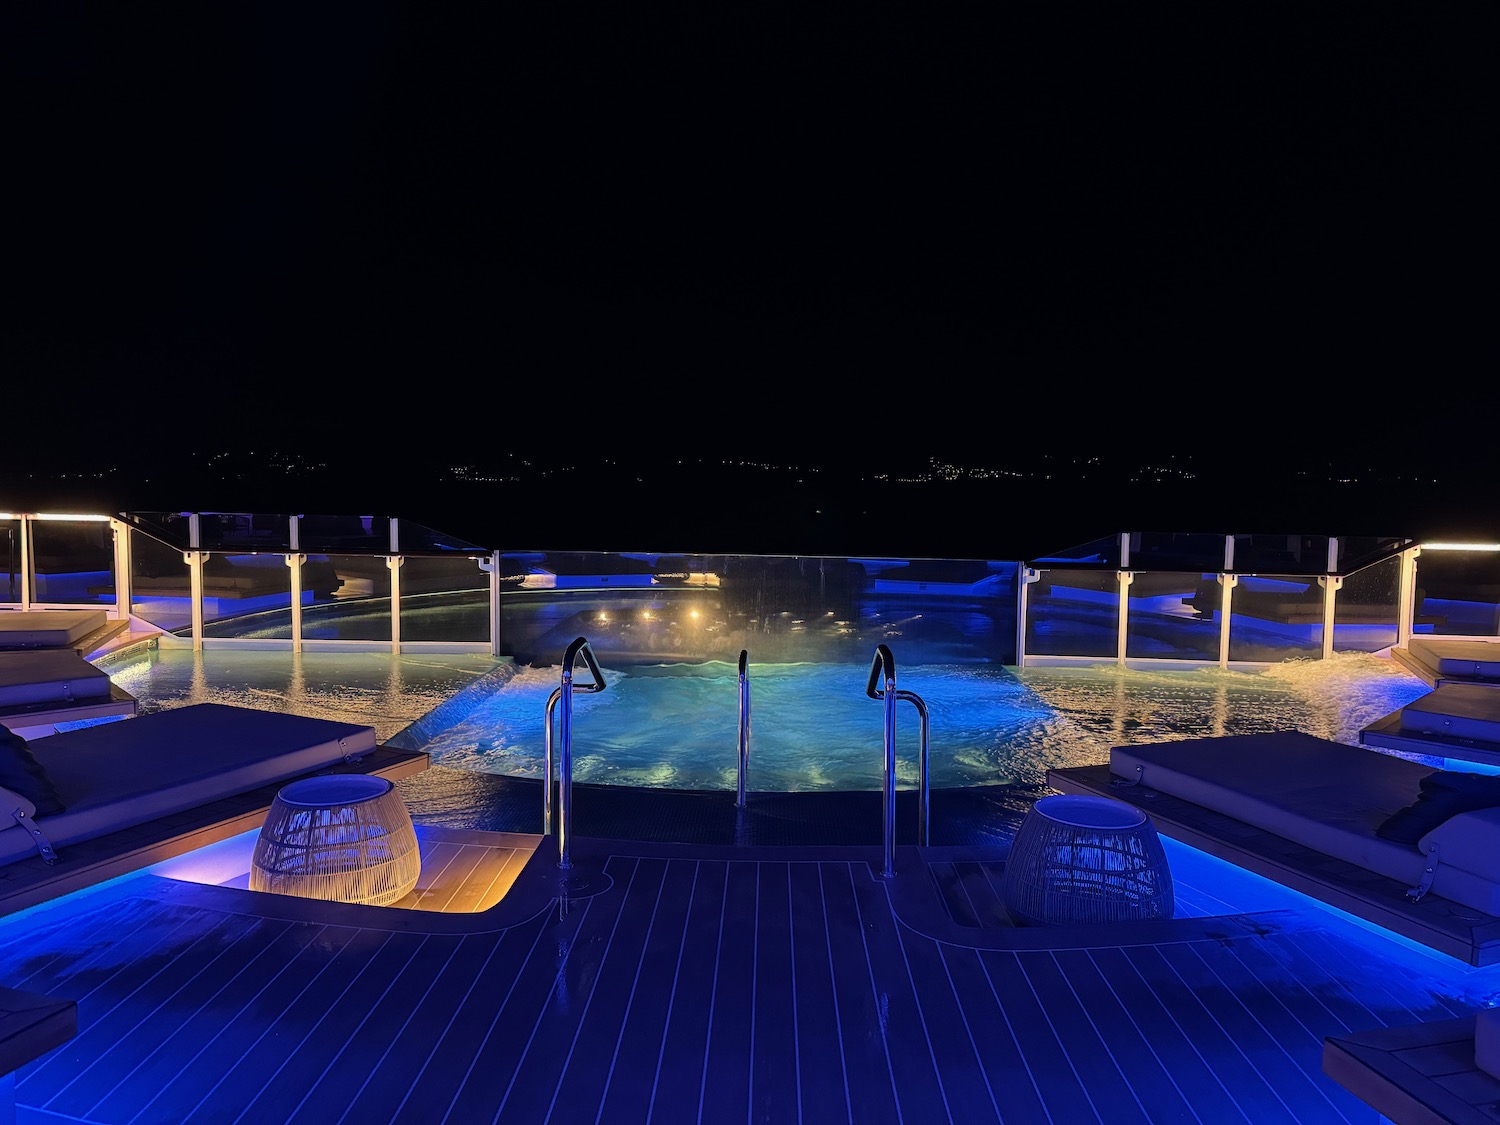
[
  {"left": 866, "top": 643, "right": 931, "bottom": 877},
  {"left": 544, "top": 635, "right": 607, "bottom": 870},
  {"left": 736, "top": 649, "right": 751, "bottom": 808}
]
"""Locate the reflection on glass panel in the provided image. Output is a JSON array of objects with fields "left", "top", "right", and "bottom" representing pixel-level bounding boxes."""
[
  {"left": 1227, "top": 573, "right": 1322, "bottom": 661},
  {"left": 1232, "top": 534, "right": 1332, "bottom": 575},
  {"left": 117, "top": 511, "right": 193, "bottom": 549},
  {"left": 129, "top": 527, "right": 192, "bottom": 634},
  {"left": 1124, "top": 571, "right": 1219, "bottom": 660},
  {"left": 1028, "top": 535, "right": 1122, "bottom": 567},
  {"left": 395, "top": 520, "right": 489, "bottom": 553},
  {"left": 399, "top": 556, "right": 490, "bottom": 643},
  {"left": 1024, "top": 568, "right": 1118, "bottom": 659},
  {"left": 200, "top": 552, "right": 294, "bottom": 629},
  {"left": 1339, "top": 535, "right": 1414, "bottom": 572},
  {"left": 196, "top": 512, "right": 294, "bottom": 552},
  {"left": 302, "top": 553, "right": 393, "bottom": 641},
  {"left": 1332, "top": 555, "right": 1400, "bottom": 654},
  {"left": 496, "top": 552, "right": 1018, "bottom": 667},
  {"left": 30, "top": 518, "right": 115, "bottom": 604},
  {"left": 1417, "top": 549, "right": 1500, "bottom": 637},
  {"left": 0, "top": 519, "right": 20, "bottom": 605},
  {"left": 298, "top": 514, "right": 388, "bottom": 554},
  {"left": 1127, "top": 532, "right": 1227, "bottom": 573}
]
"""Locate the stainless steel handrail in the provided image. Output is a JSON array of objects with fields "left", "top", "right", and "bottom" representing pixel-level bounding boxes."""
[
  {"left": 735, "top": 649, "right": 751, "bottom": 808},
  {"left": 866, "top": 643, "right": 931, "bottom": 876},
  {"left": 867, "top": 644, "right": 898, "bottom": 877},
  {"left": 544, "top": 635, "right": 606, "bottom": 870}
]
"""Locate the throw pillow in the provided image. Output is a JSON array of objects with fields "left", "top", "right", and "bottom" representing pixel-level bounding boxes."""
[
  {"left": 1376, "top": 770, "right": 1500, "bottom": 845},
  {"left": 0, "top": 724, "right": 66, "bottom": 817}
]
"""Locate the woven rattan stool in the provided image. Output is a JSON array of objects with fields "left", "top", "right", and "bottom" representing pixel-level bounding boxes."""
[
  {"left": 250, "top": 775, "right": 420, "bottom": 906},
  {"left": 1003, "top": 793, "right": 1174, "bottom": 926}
]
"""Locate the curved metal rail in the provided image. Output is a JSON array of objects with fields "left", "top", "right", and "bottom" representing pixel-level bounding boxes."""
[
  {"left": 544, "top": 636, "right": 607, "bottom": 870},
  {"left": 866, "top": 643, "right": 931, "bottom": 877},
  {"left": 736, "top": 649, "right": 751, "bottom": 808}
]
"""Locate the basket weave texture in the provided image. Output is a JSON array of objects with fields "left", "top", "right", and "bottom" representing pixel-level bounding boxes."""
[
  {"left": 250, "top": 775, "right": 421, "bottom": 907},
  {"left": 1003, "top": 794, "right": 1174, "bottom": 926}
]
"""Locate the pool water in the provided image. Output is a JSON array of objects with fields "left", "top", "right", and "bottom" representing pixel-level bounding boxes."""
[
  {"left": 96, "top": 643, "right": 1435, "bottom": 792},
  {"left": 411, "top": 651, "right": 1436, "bottom": 791}
]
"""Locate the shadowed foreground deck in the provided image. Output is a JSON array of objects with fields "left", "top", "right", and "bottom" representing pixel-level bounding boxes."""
[{"left": 2, "top": 794, "right": 1494, "bottom": 1124}]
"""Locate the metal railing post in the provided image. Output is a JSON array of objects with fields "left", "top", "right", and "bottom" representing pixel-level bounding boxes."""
[
  {"left": 736, "top": 649, "right": 750, "bottom": 808},
  {"left": 547, "top": 636, "right": 606, "bottom": 871},
  {"left": 868, "top": 644, "right": 898, "bottom": 877}
]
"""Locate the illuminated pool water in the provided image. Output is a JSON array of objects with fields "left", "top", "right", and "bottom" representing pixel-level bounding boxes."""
[{"left": 409, "top": 651, "right": 1437, "bottom": 791}]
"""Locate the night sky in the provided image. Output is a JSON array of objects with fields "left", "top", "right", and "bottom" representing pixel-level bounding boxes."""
[{"left": 9, "top": 7, "right": 1493, "bottom": 556}]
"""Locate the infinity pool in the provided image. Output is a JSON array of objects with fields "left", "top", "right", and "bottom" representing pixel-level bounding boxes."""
[
  {"left": 99, "top": 644, "right": 1434, "bottom": 792},
  {"left": 412, "top": 655, "right": 1435, "bottom": 790}
]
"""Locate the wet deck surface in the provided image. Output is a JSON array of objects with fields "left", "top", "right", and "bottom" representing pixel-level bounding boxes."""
[{"left": 2, "top": 783, "right": 1492, "bottom": 1123}]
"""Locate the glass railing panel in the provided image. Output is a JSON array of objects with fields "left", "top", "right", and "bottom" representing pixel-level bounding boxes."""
[
  {"left": 1024, "top": 567, "right": 1118, "bottom": 659},
  {"left": 199, "top": 551, "right": 295, "bottom": 630},
  {"left": 1331, "top": 555, "right": 1400, "bottom": 653},
  {"left": 301, "top": 553, "right": 393, "bottom": 641},
  {"left": 394, "top": 520, "right": 489, "bottom": 553},
  {"left": 1415, "top": 547, "right": 1500, "bottom": 637},
  {"left": 398, "top": 556, "right": 491, "bottom": 643},
  {"left": 1126, "top": 532, "right": 1228, "bottom": 573},
  {"left": 0, "top": 518, "right": 21, "bottom": 605},
  {"left": 1226, "top": 573, "right": 1322, "bottom": 661},
  {"left": 1124, "top": 570, "right": 1219, "bottom": 660},
  {"left": 117, "top": 511, "right": 193, "bottom": 549},
  {"left": 1337, "top": 535, "right": 1414, "bottom": 573},
  {"left": 28, "top": 517, "right": 115, "bottom": 604},
  {"left": 497, "top": 551, "right": 1019, "bottom": 667},
  {"left": 1231, "top": 534, "right": 1333, "bottom": 575},
  {"left": 196, "top": 512, "right": 295, "bottom": 552},
  {"left": 297, "top": 514, "right": 390, "bottom": 554},
  {"left": 128, "top": 527, "right": 193, "bottom": 634},
  {"left": 1027, "top": 534, "right": 1122, "bottom": 568}
]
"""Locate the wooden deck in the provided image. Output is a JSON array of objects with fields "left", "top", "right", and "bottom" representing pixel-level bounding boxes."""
[
  {"left": 0, "top": 745, "right": 429, "bottom": 919},
  {"left": 0, "top": 819, "right": 1492, "bottom": 1123},
  {"left": 1046, "top": 763, "right": 1500, "bottom": 967},
  {"left": 1323, "top": 1014, "right": 1500, "bottom": 1125},
  {"left": 190, "top": 825, "right": 541, "bottom": 915}
]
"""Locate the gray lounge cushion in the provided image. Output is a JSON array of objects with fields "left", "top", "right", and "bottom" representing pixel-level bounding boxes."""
[
  {"left": 1398, "top": 682, "right": 1500, "bottom": 743},
  {"left": 0, "top": 726, "right": 65, "bottom": 816},
  {"left": 0, "top": 610, "right": 108, "bottom": 649},
  {"left": 0, "top": 651, "right": 113, "bottom": 708},
  {"left": 0, "top": 703, "right": 378, "bottom": 865},
  {"left": 1479, "top": 1006, "right": 1500, "bottom": 1080},
  {"left": 1376, "top": 771, "right": 1500, "bottom": 845}
]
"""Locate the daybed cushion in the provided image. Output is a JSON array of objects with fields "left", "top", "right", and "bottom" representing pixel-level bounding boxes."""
[
  {"left": 1419, "top": 808, "right": 1500, "bottom": 880},
  {"left": 1478, "top": 1006, "right": 1500, "bottom": 1080},
  {"left": 1399, "top": 682, "right": 1500, "bottom": 742},
  {"left": 0, "top": 610, "right": 108, "bottom": 649},
  {"left": 0, "top": 703, "right": 378, "bottom": 866},
  {"left": 0, "top": 726, "right": 65, "bottom": 816},
  {"left": 1409, "top": 637, "right": 1500, "bottom": 681},
  {"left": 1377, "top": 771, "right": 1500, "bottom": 844},
  {"left": 1109, "top": 732, "right": 1500, "bottom": 916},
  {"left": 0, "top": 651, "right": 114, "bottom": 708}
]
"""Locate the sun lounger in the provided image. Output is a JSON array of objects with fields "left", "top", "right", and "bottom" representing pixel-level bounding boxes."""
[
  {"left": 1393, "top": 637, "right": 1500, "bottom": 687},
  {"left": 1047, "top": 731, "right": 1500, "bottom": 965},
  {"left": 0, "top": 703, "right": 429, "bottom": 916},
  {"left": 1362, "top": 681, "right": 1500, "bottom": 768},
  {"left": 0, "top": 609, "right": 130, "bottom": 655},
  {"left": 1323, "top": 1006, "right": 1500, "bottom": 1125},
  {"left": 0, "top": 649, "right": 137, "bottom": 736}
]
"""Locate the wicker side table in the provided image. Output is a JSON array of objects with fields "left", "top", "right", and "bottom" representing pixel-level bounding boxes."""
[
  {"left": 1002, "top": 794, "right": 1174, "bottom": 926},
  {"left": 250, "top": 775, "right": 421, "bottom": 907}
]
